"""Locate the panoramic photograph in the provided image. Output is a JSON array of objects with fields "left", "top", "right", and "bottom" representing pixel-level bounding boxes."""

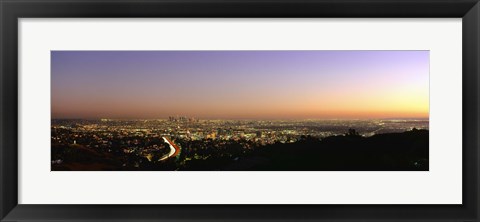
[{"left": 51, "top": 50, "right": 429, "bottom": 171}]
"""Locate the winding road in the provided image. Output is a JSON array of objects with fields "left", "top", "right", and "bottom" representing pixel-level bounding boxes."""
[{"left": 159, "top": 137, "right": 181, "bottom": 161}]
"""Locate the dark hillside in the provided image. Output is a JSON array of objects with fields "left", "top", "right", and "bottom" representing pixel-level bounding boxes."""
[{"left": 225, "top": 129, "right": 428, "bottom": 171}]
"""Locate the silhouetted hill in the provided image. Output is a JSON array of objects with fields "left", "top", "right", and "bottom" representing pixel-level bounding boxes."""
[
  {"left": 223, "top": 129, "right": 428, "bottom": 171},
  {"left": 51, "top": 144, "right": 122, "bottom": 170}
]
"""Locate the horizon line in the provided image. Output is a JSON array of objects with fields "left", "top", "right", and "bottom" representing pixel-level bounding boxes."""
[{"left": 51, "top": 117, "right": 430, "bottom": 121}]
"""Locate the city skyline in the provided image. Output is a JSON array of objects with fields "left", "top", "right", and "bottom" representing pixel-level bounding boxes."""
[{"left": 51, "top": 50, "right": 429, "bottom": 119}]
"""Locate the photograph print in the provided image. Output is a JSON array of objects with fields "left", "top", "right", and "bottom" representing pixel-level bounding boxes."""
[{"left": 51, "top": 50, "right": 429, "bottom": 171}]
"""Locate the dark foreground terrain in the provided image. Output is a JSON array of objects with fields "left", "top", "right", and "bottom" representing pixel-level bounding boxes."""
[{"left": 52, "top": 129, "right": 428, "bottom": 171}]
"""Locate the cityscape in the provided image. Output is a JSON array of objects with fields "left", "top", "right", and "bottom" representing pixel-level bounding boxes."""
[
  {"left": 52, "top": 118, "right": 428, "bottom": 170},
  {"left": 51, "top": 50, "right": 429, "bottom": 171}
]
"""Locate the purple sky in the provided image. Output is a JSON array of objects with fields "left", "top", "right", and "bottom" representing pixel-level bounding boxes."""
[{"left": 51, "top": 51, "right": 429, "bottom": 119}]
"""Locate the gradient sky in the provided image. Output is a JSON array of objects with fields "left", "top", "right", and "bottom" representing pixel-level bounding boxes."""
[{"left": 51, "top": 50, "right": 429, "bottom": 119}]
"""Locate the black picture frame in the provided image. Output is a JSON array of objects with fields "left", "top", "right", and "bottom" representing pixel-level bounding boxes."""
[{"left": 1, "top": 0, "right": 479, "bottom": 221}]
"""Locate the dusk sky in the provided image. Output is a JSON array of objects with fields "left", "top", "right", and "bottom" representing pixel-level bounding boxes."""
[{"left": 51, "top": 51, "right": 429, "bottom": 119}]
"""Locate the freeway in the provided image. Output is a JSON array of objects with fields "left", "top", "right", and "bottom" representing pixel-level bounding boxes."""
[{"left": 159, "top": 137, "right": 181, "bottom": 161}]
